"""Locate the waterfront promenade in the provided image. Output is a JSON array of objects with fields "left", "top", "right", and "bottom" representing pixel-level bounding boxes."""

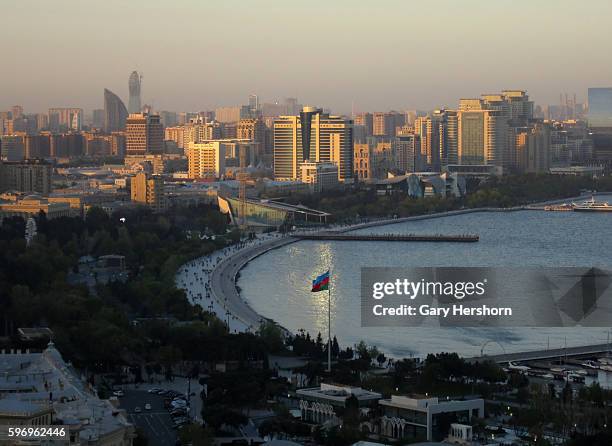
[{"left": 176, "top": 192, "right": 595, "bottom": 337}]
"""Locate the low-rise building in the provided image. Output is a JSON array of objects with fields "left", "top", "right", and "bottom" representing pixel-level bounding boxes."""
[
  {"left": 0, "top": 194, "right": 71, "bottom": 220},
  {"left": 296, "top": 383, "right": 381, "bottom": 426},
  {"left": 0, "top": 343, "right": 134, "bottom": 445},
  {"left": 378, "top": 395, "right": 484, "bottom": 442}
]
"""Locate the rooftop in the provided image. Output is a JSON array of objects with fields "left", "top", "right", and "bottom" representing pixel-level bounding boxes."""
[{"left": 0, "top": 342, "right": 132, "bottom": 441}]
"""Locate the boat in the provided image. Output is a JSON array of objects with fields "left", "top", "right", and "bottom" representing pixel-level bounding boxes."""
[{"left": 572, "top": 197, "right": 612, "bottom": 212}]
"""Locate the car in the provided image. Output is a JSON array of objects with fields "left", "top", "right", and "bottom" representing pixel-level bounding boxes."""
[
  {"left": 134, "top": 407, "right": 142, "bottom": 413},
  {"left": 147, "top": 388, "right": 161, "bottom": 394},
  {"left": 112, "top": 390, "right": 124, "bottom": 397},
  {"left": 144, "top": 403, "right": 152, "bottom": 410}
]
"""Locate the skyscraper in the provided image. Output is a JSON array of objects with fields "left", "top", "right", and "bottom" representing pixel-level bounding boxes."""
[
  {"left": 125, "top": 113, "right": 164, "bottom": 156},
  {"left": 273, "top": 107, "right": 353, "bottom": 182},
  {"left": 587, "top": 88, "right": 612, "bottom": 128},
  {"left": 104, "top": 89, "right": 128, "bottom": 133},
  {"left": 128, "top": 71, "right": 142, "bottom": 114}
]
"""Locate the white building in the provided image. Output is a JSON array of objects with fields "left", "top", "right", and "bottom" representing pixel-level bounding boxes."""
[
  {"left": 0, "top": 343, "right": 134, "bottom": 445},
  {"left": 379, "top": 395, "right": 484, "bottom": 442},
  {"left": 296, "top": 383, "right": 381, "bottom": 426}
]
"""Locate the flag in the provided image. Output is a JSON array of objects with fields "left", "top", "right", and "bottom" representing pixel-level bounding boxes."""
[{"left": 311, "top": 271, "right": 330, "bottom": 292}]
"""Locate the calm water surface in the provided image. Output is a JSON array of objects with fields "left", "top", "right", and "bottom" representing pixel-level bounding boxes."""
[{"left": 238, "top": 196, "right": 612, "bottom": 358}]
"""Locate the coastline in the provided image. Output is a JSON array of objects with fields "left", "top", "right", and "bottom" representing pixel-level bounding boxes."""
[{"left": 178, "top": 192, "right": 597, "bottom": 337}]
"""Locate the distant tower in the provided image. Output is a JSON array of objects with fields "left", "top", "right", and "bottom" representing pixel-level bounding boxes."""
[{"left": 128, "top": 71, "right": 142, "bottom": 114}]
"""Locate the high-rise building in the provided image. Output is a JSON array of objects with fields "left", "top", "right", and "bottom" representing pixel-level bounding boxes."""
[
  {"left": 104, "top": 89, "right": 128, "bottom": 133},
  {"left": 92, "top": 109, "right": 105, "bottom": 129},
  {"left": 187, "top": 141, "right": 226, "bottom": 179},
  {"left": 125, "top": 113, "right": 164, "bottom": 156},
  {"left": 248, "top": 94, "right": 259, "bottom": 114},
  {"left": 413, "top": 110, "right": 456, "bottom": 171},
  {"left": 237, "top": 118, "right": 265, "bottom": 161},
  {"left": 110, "top": 132, "right": 126, "bottom": 156},
  {"left": 130, "top": 171, "right": 166, "bottom": 212},
  {"left": 516, "top": 123, "right": 551, "bottom": 173},
  {"left": 0, "top": 160, "right": 52, "bottom": 195},
  {"left": 0, "top": 135, "right": 25, "bottom": 161},
  {"left": 11, "top": 106, "right": 23, "bottom": 120},
  {"left": 393, "top": 133, "right": 420, "bottom": 173},
  {"left": 587, "top": 88, "right": 612, "bottom": 161},
  {"left": 48, "top": 108, "right": 83, "bottom": 132},
  {"left": 24, "top": 135, "right": 51, "bottom": 159},
  {"left": 373, "top": 112, "right": 396, "bottom": 139},
  {"left": 354, "top": 113, "right": 373, "bottom": 137},
  {"left": 587, "top": 88, "right": 612, "bottom": 128},
  {"left": 128, "top": 71, "right": 142, "bottom": 114},
  {"left": 273, "top": 107, "right": 353, "bottom": 182}
]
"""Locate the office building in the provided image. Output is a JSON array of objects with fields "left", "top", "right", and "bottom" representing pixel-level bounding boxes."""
[
  {"left": 128, "top": 71, "right": 142, "bottom": 114},
  {"left": 379, "top": 395, "right": 483, "bottom": 442},
  {"left": 300, "top": 161, "right": 339, "bottom": 192},
  {"left": 130, "top": 171, "right": 166, "bottom": 212},
  {"left": 588, "top": 87, "right": 612, "bottom": 161},
  {"left": 104, "top": 88, "right": 128, "bottom": 133},
  {"left": 588, "top": 87, "right": 612, "bottom": 128},
  {"left": 125, "top": 113, "right": 164, "bottom": 156},
  {"left": 273, "top": 107, "right": 353, "bottom": 182},
  {"left": 187, "top": 141, "right": 227, "bottom": 179}
]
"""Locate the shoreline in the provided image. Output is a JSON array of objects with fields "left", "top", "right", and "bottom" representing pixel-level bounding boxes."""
[{"left": 178, "top": 192, "right": 600, "bottom": 338}]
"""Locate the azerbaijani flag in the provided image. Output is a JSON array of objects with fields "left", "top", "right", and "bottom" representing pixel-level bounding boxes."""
[{"left": 311, "top": 271, "right": 330, "bottom": 292}]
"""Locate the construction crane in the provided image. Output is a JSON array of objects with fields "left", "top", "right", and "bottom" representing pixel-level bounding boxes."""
[{"left": 236, "top": 146, "right": 250, "bottom": 231}]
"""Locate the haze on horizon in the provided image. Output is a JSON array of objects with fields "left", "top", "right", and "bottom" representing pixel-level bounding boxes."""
[{"left": 3, "top": 0, "right": 612, "bottom": 115}]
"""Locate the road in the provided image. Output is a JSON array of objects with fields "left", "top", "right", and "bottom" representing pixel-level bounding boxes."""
[
  {"left": 208, "top": 236, "right": 297, "bottom": 333},
  {"left": 119, "top": 390, "right": 177, "bottom": 446}
]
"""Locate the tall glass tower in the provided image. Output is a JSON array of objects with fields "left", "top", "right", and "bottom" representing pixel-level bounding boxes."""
[{"left": 128, "top": 71, "right": 142, "bottom": 114}]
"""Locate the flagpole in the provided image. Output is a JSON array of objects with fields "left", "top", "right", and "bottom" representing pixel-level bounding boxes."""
[{"left": 328, "top": 269, "right": 332, "bottom": 373}]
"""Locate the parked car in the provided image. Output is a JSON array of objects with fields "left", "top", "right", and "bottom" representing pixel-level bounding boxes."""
[
  {"left": 147, "top": 388, "right": 161, "bottom": 394},
  {"left": 112, "top": 390, "right": 124, "bottom": 397},
  {"left": 134, "top": 407, "right": 142, "bottom": 413},
  {"left": 144, "top": 403, "right": 152, "bottom": 410}
]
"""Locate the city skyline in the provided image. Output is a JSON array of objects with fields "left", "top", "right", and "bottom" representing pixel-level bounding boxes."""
[{"left": 3, "top": 0, "right": 612, "bottom": 113}]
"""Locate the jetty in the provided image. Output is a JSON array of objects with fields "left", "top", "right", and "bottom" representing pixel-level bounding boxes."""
[{"left": 294, "top": 233, "right": 479, "bottom": 242}]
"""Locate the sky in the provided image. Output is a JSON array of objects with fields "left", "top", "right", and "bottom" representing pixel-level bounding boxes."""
[{"left": 2, "top": 0, "right": 612, "bottom": 115}]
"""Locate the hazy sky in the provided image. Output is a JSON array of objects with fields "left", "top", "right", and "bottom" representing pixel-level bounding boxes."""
[{"left": 3, "top": 0, "right": 612, "bottom": 114}]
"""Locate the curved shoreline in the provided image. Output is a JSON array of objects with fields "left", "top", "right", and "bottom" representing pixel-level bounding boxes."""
[{"left": 181, "top": 193, "right": 597, "bottom": 335}]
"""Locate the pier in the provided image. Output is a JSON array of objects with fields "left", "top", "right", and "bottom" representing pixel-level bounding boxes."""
[
  {"left": 294, "top": 233, "right": 479, "bottom": 242},
  {"left": 466, "top": 343, "right": 612, "bottom": 364}
]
